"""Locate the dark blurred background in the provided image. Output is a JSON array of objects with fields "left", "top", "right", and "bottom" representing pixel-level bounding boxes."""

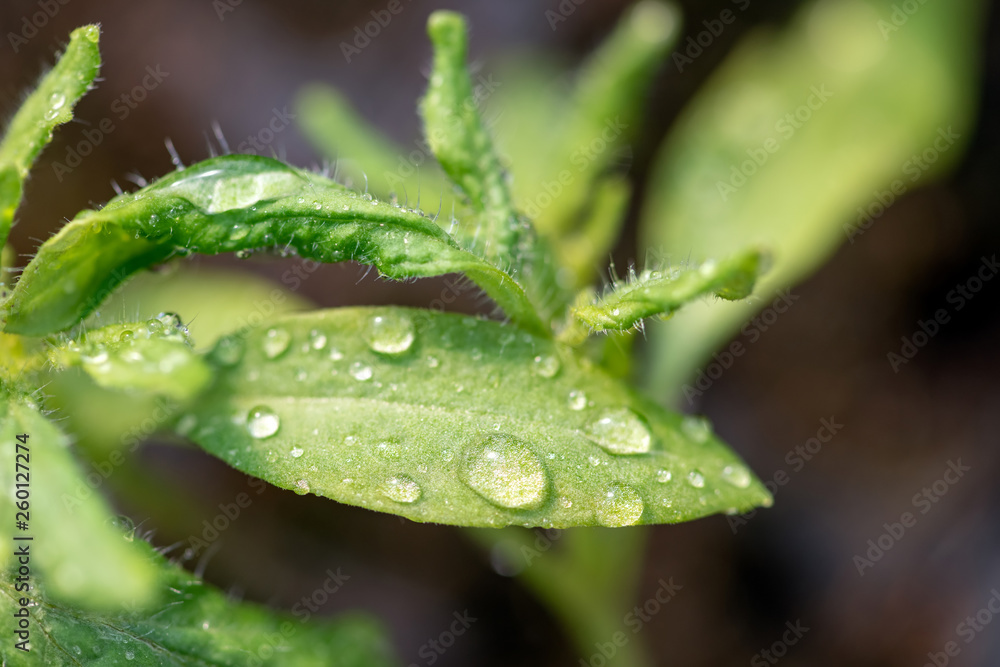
[{"left": 2, "top": 0, "right": 999, "bottom": 665}]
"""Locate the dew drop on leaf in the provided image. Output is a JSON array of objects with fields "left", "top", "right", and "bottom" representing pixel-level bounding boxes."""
[
  {"left": 597, "top": 484, "right": 644, "bottom": 527},
  {"left": 365, "top": 312, "right": 416, "bottom": 355},
  {"left": 212, "top": 336, "right": 245, "bottom": 367},
  {"left": 687, "top": 469, "right": 706, "bottom": 488},
  {"left": 681, "top": 415, "right": 711, "bottom": 443},
  {"left": 567, "top": 390, "right": 588, "bottom": 411},
  {"left": 294, "top": 479, "right": 311, "bottom": 495},
  {"left": 463, "top": 434, "right": 547, "bottom": 509},
  {"left": 246, "top": 405, "right": 280, "bottom": 439},
  {"left": 290, "top": 447, "right": 304, "bottom": 458},
  {"left": 721, "top": 464, "right": 751, "bottom": 488},
  {"left": 262, "top": 328, "right": 291, "bottom": 359},
  {"left": 349, "top": 361, "right": 373, "bottom": 381},
  {"left": 381, "top": 475, "right": 422, "bottom": 503},
  {"left": 656, "top": 469, "right": 673, "bottom": 483},
  {"left": 329, "top": 347, "right": 344, "bottom": 361},
  {"left": 586, "top": 408, "right": 653, "bottom": 455},
  {"left": 308, "top": 329, "right": 327, "bottom": 350},
  {"left": 532, "top": 354, "right": 560, "bottom": 378}
]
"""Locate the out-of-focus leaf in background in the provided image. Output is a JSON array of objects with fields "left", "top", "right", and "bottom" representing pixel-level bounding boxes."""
[
  {"left": 0, "top": 531, "right": 397, "bottom": 666},
  {"left": 638, "top": 0, "right": 983, "bottom": 400}
]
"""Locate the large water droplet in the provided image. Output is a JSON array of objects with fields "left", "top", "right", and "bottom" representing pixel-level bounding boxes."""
[
  {"left": 687, "top": 469, "right": 705, "bottom": 488},
  {"left": 567, "top": 390, "right": 588, "bottom": 411},
  {"left": 262, "top": 328, "right": 291, "bottom": 359},
  {"left": 381, "top": 475, "right": 422, "bottom": 503},
  {"left": 586, "top": 408, "right": 652, "bottom": 455},
  {"left": 597, "top": 484, "right": 645, "bottom": 527},
  {"left": 681, "top": 415, "right": 711, "bottom": 443},
  {"left": 721, "top": 464, "right": 751, "bottom": 488},
  {"left": 246, "top": 406, "right": 280, "bottom": 439},
  {"left": 464, "top": 434, "right": 547, "bottom": 509},
  {"left": 532, "top": 354, "right": 560, "bottom": 378},
  {"left": 365, "top": 312, "right": 415, "bottom": 355},
  {"left": 350, "top": 362, "right": 373, "bottom": 381}
]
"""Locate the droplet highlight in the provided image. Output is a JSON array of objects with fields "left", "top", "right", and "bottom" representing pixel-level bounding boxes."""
[
  {"left": 586, "top": 408, "right": 653, "bottom": 455},
  {"left": 381, "top": 475, "right": 422, "bottom": 503},
  {"left": 365, "top": 312, "right": 415, "bottom": 355},
  {"left": 597, "top": 484, "right": 645, "bottom": 527},
  {"left": 246, "top": 405, "right": 280, "bottom": 439},
  {"left": 262, "top": 328, "right": 291, "bottom": 359},
  {"left": 463, "top": 434, "right": 547, "bottom": 509}
]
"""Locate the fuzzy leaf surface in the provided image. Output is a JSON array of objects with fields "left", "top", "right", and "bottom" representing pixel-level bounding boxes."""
[
  {"left": 2, "top": 155, "right": 545, "bottom": 337},
  {"left": 181, "top": 307, "right": 770, "bottom": 528},
  {"left": 0, "top": 534, "right": 397, "bottom": 666}
]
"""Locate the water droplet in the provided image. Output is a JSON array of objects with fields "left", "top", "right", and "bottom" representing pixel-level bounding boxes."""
[
  {"left": 656, "top": 469, "right": 673, "bottom": 484},
  {"left": 687, "top": 469, "right": 705, "bottom": 488},
  {"left": 442, "top": 449, "right": 455, "bottom": 462},
  {"left": 381, "top": 475, "right": 422, "bottom": 503},
  {"left": 125, "top": 651, "right": 135, "bottom": 661},
  {"left": 262, "top": 328, "right": 291, "bottom": 359},
  {"left": 212, "top": 336, "right": 245, "bottom": 367},
  {"left": 290, "top": 447, "right": 304, "bottom": 458},
  {"left": 532, "top": 354, "right": 560, "bottom": 378},
  {"left": 426, "top": 355, "right": 440, "bottom": 368},
  {"left": 329, "top": 348, "right": 344, "bottom": 361},
  {"left": 350, "top": 362, "right": 373, "bottom": 381},
  {"left": 246, "top": 406, "right": 280, "bottom": 439},
  {"left": 235, "top": 249, "right": 253, "bottom": 259},
  {"left": 118, "top": 330, "right": 134, "bottom": 342},
  {"left": 49, "top": 92, "right": 66, "bottom": 111},
  {"left": 567, "top": 390, "right": 588, "bottom": 411},
  {"left": 559, "top": 496, "right": 573, "bottom": 508},
  {"left": 365, "top": 312, "right": 415, "bottom": 355},
  {"left": 376, "top": 441, "right": 401, "bottom": 460},
  {"left": 308, "top": 329, "right": 327, "bottom": 350},
  {"left": 597, "top": 484, "right": 645, "bottom": 527},
  {"left": 294, "top": 479, "right": 310, "bottom": 495},
  {"left": 156, "top": 312, "right": 183, "bottom": 329},
  {"left": 721, "top": 464, "right": 751, "bottom": 488},
  {"left": 586, "top": 408, "right": 652, "bottom": 455},
  {"left": 681, "top": 415, "right": 711, "bottom": 443},
  {"left": 463, "top": 434, "right": 547, "bottom": 509},
  {"left": 588, "top": 455, "right": 602, "bottom": 467}
]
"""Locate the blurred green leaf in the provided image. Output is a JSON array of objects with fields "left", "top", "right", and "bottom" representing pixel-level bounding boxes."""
[
  {"left": 640, "top": 0, "right": 982, "bottom": 399},
  {"left": 181, "top": 307, "right": 770, "bottom": 528},
  {"left": 48, "top": 315, "right": 211, "bottom": 400},
  {"left": 0, "top": 533, "right": 397, "bottom": 665},
  {"left": 0, "top": 394, "right": 157, "bottom": 609},
  {"left": 2, "top": 155, "right": 546, "bottom": 337}
]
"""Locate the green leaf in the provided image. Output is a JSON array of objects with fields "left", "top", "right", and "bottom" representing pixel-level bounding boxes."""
[
  {"left": 0, "top": 393, "right": 157, "bottom": 609},
  {"left": 0, "top": 534, "right": 397, "bottom": 665},
  {"left": 420, "top": 11, "right": 527, "bottom": 270},
  {"left": 570, "top": 249, "right": 766, "bottom": 335},
  {"left": 1, "top": 154, "right": 546, "bottom": 337},
  {"left": 181, "top": 307, "right": 770, "bottom": 528},
  {"left": 48, "top": 315, "right": 212, "bottom": 400},
  {"left": 639, "top": 0, "right": 982, "bottom": 398},
  {"left": 0, "top": 25, "right": 101, "bottom": 249}
]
